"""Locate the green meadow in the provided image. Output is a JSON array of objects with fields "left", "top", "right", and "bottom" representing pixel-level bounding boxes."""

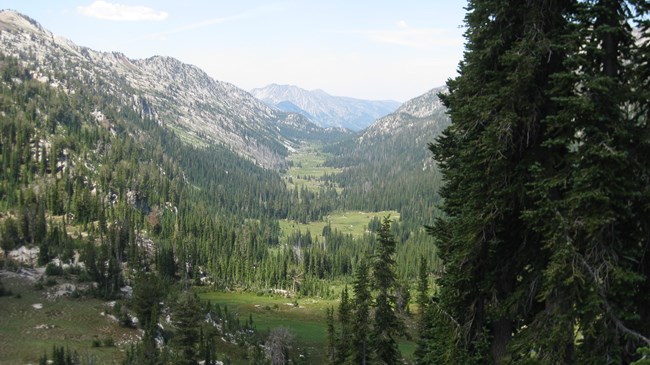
[
  {"left": 284, "top": 144, "right": 342, "bottom": 192},
  {"left": 199, "top": 290, "right": 417, "bottom": 363},
  {"left": 279, "top": 210, "right": 400, "bottom": 241},
  {"left": 0, "top": 277, "right": 134, "bottom": 365}
]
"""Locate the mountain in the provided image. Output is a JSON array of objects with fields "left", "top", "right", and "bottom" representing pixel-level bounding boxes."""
[
  {"left": 0, "top": 10, "right": 334, "bottom": 168},
  {"left": 357, "top": 86, "right": 449, "bottom": 152},
  {"left": 323, "top": 86, "right": 450, "bottom": 224},
  {"left": 250, "top": 84, "right": 400, "bottom": 131}
]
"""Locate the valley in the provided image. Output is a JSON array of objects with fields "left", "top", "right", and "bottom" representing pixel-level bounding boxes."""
[
  {"left": 0, "top": 9, "right": 444, "bottom": 365},
  {"left": 4, "top": 1, "right": 647, "bottom": 363}
]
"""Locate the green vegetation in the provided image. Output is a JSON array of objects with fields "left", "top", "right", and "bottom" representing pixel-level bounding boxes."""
[
  {"left": 423, "top": 1, "right": 650, "bottom": 364},
  {"left": 199, "top": 289, "right": 417, "bottom": 363},
  {"left": 200, "top": 291, "right": 335, "bottom": 344},
  {"left": 2, "top": 0, "right": 648, "bottom": 363},
  {"left": 279, "top": 210, "right": 400, "bottom": 240},
  {"left": 284, "top": 144, "right": 342, "bottom": 192},
  {"left": 0, "top": 277, "right": 132, "bottom": 364}
]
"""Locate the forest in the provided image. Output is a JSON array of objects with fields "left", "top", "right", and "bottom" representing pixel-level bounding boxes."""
[{"left": 1, "top": 0, "right": 650, "bottom": 364}]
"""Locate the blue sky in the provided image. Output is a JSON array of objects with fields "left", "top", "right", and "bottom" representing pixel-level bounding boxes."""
[{"left": 3, "top": 1, "right": 467, "bottom": 101}]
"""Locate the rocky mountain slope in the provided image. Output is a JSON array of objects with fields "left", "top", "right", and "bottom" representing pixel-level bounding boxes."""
[
  {"left": 357, "top": 86, "right": 449, "bottom": 153},
  {"left": 251, "top": 84, "right": 400, "bottom": 131},
  {"left": 323, "top": 86, "right": 450, "bottom": 223},
  {"left": 0, "top": 10, "right": 328, "bottom": 168},
  {"left": 330, "top": 86, "right": 450, "bottom": 165}
]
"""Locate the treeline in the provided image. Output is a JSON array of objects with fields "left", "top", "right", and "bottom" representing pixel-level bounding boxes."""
[{"left": 327, "top": 218, "right": 412, "bottom": 364}]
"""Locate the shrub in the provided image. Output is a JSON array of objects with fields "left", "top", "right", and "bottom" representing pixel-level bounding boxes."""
[
  {"left": 45, "top": 263, "right": 64, "bottom": 276},
  {"left": 103, "top": 337, "right": 115, "bottom": 347}
]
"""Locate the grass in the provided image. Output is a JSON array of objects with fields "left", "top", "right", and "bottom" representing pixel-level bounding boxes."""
[
  {"left": 199, "top": 290, "right": 417, "bottom": 363},
  {"left": 279, "top": 210, "right": 400, "bottom": 241},
  {"left": 284, "top": 143, "right": 342, "bottom": 192},
  {"left": 0, "top": 275, "right": 137, "bottom": 365},
  {"left": 200, "top": 291, "right": 335, "bottom": 344}
]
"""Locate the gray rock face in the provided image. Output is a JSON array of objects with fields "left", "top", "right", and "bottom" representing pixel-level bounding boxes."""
[{"left": 0, "top": 10, "right": 322, "bottom": 168}]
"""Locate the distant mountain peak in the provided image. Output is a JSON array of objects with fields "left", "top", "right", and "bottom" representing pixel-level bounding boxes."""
[
  {"left": 360, "top": 86, "right": 449, "bottom": 141},
  {"left": 250, "top": 84, "right": 400, "bottom": 131},
  {"left": 0, "top": 9, "right": 46, "bottom": 33},
  {"left": 0, "top": 10, "right": 334, "bottom": 168}
]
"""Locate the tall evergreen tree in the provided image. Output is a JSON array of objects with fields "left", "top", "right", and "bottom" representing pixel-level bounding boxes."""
[
  {"left": 414, "top": 256, "right": 431, "bottom": 364},
  {"left": 430, "top": 0, "right": 650, "bottom": 363},
  {"left": 521, "top": 1, "right": 650, "bottom": 362},
  {"left": 326, "top": 306, "right": 337, "bottom": 364},
  {"left": 430, "top": 0, "right": 576, "bottom": 362},
  {"left": 336, "top": 286, "right": 352, "bottom": 364},
  {"left": 350, "top": 259, "right": 371, "bottom": 365},
  {"left": 371, "top": 217, "right": 402, "bottom": 364},
  {"left": 173, "top": 291, "right": 203, "bottom": 365},
  {"left": 1, "top": 217, "right": 19, "bottom": 268}
]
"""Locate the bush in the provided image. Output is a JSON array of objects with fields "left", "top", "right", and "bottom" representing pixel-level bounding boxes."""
[
  {"left": 91, "top": 338, "right": 101, "bottom": 347},
  {"left": 45, "top": 263, "right": 64, "bottom": 276},
  {"left": 0, "top": 280, "right": 12, "bottom": 297},
  {"left": 65, "top": 265, "right": 82, "bottom": 275},
  {"left": 77, "top": 271, "right": 92, "bottom": 283},
  {"left": 103, "top": 337, "right": 115, "bottom": 347},
  {"left": 45, "top": 278, "right": 57, "bottom": 287}
]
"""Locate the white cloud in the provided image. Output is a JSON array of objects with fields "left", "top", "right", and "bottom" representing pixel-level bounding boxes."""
[
  {"left": 77, "top": 1, "right": 168, "bottom": 21},
  {"left": 358, "top": 22, "right": 462, "bottom": 49}
]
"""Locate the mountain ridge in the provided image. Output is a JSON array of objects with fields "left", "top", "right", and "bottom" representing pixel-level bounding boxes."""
[
  {"left": 251, "top": 83, "right": 400, "bottom": 131},
  {"left": 0, "top": 9, "right": 333, "bottom": 168}
]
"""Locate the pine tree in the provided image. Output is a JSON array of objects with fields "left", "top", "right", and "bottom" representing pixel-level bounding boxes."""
[
  {"left": 429, "top": 0, "right": 576, "bottom": 362},
  {"left": 336, "top": 286, "right": 352, "bottom": 364},
  {"left": 430, "top": 0, "right": 650, "bottom": 363},
  {"left": 371, "top": 217, "right": 402, "bottom": 365},
  {"left": 1, "top": 217, "right": 19, "bottom": 268},
  {"left": 521, "top": 1, "right": 650, "bottom": 362},
  {"left": 131, "top": 272, "right": 163, "bottom": 364},
  {"left": 414, "top": 256, "right": 430, "bottom": 364},
  {"left": 326, "top": 306, "right": 337, "bottom": 364},
  {"left": 173, "top": 291, "right": 203, "bottom": 365},
  {"left": 350, "top": 259, "right": 371, "bottom": 365}
]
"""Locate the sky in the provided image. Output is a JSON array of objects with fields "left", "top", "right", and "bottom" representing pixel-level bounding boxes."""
[{"left": 2, "top": 1, "right": 467, "bottom": 102}]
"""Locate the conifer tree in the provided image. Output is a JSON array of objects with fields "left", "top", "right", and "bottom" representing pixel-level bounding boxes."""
[
  {"left": 173, "top": 291, "right": 203, "bottom": 365},
  {"left": 430, "top": 0, "right": 650, "bottom": 363},
  {"left": 521, "top": 1, "right": 650, "bottom": 362},
  {"left": 326, "top": 306, "right": 337, "bottom": 364},
  {"left": 430, "top": 0, "right": 576, "bottom": 362},
  {"left": 371, "top": 217, "right": 402, "bottom": 364},
  {"left": 350, "top": 259, "right": 371, "bottom": 365},
  {"left": 1, "top": 217, "right": 19, "bottom": 268},
  {"left": 336, "top": 286, "right": 352, "bottom": 364},
  {"left": 414, "top": 256, "right": 431, "bottom": 364}
]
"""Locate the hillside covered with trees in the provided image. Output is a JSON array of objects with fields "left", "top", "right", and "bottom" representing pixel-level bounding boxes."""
[{"left": 1, "top": 0, "right": 649, "bottom": 364}]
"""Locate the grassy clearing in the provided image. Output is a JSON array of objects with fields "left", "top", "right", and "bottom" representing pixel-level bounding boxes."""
[
  {"left": 0, "top": 276, "right": 137, "bottom": 365},
  {"left": 284, "top": 144, "right": 342, "bottom": 192},
  {"left": 200, "top": 291, "right": 335, "bottom": 344},
  {"left": 279, "top": 210, "right": 400, "bottom": 241},
  {"left": 199, "top": 290, "right": 417, "bottom": 363}
]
